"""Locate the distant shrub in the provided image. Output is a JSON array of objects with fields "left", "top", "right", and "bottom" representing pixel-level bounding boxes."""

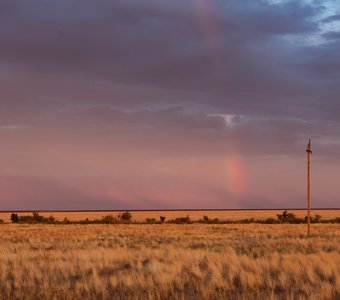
[
  {"left": 324, "top": 217, "right": 340, "bottom": 224},
  {"left": 254, "top": 217, "right": 277, "bottom": 224},
  {"left": 312, "top": 215, "right": 322, "bottom": 223},
  {"left": 211, "top": 218, "right": 225, "bottom": 224},
  {"left": 63, "top": 217, "right": 71, "bottom": 224},
  {"left": 78, "top": 218, "right": 92, "bottom": 224},
  {"left": 46, "top": 215, "right": 56, "bottom": 223},
  {"left": 18, "top": 214, "right": 33, "bottom": 223},
  {"left": 0, "top": 219, "right": 3, "bottom": 224},
  {"left": 172, "top": 216, "right": 191, "bottom": 224},
  {"left": 263, "top": 217, "right": 277, "bottom": 224},
  {"left": 119, "top": 211, "right": 132, "bottom": 222},
  {"left": 199, "top": 216, "right": 223, "bottom": 224},
  {"left": 160, "top": 216, "right": 166, "bottom": 222},
  {"left": 238, "top": 218, "right": 255, "bottom": 224},
  {"left": 32, "top": 212, "right": 44, "bottom": 222},
  {"left": 101, "top": 215, "right": 118, "bottom": 224},
  {"left": 10, "top": 212, "right": 58, "bottom": 224},
  {"left": 276, "top": 211, "right": 303, "bottom": 224},
  {"left": 146, "top": 218, "right": 156, "bottom": 224},
  {"left": 21, "top": 212, "right": 44, "bottom": 223},
  {"left": 11, "top": 213, "right": 19, "bottom": 223}
]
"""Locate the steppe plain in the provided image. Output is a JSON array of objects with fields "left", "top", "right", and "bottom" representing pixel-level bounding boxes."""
[{"left": 0, "top": 210, "right": 339, "bottom": 300}]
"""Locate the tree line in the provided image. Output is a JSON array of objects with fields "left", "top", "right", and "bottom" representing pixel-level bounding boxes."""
[{"left": 4, "top": 210, "right": 340, "bottom": 225}]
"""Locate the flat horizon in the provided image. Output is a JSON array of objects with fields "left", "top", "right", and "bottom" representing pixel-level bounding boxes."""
[{"left": 2, "top": 207, "right": 340, "bottom": 213}]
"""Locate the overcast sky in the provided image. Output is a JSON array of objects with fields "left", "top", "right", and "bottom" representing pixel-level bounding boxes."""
[{"left": 0, "top": 0, "right": 340, "bottom": 210}]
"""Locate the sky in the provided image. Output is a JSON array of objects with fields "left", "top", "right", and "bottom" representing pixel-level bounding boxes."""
[{"left": 0, "top": 0, "right": 340, "bottom": 210}]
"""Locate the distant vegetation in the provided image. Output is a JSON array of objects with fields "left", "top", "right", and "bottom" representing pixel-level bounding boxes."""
[
  {"left": 169, "top": 216, "right": 192, "bottom": 224},
  {"left": 6, "top": 210, "right": 340, "bottom": 225},
  {"left": 10, "top": 212, "right": 55, "bottom": 224},
  {"left": 9, "top": 211, "right": 132, "bottom": 225}
]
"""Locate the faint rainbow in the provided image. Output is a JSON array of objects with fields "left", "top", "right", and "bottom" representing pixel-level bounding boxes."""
[
  {"left": 195, "top": 0, "right": 221, "bottom": 63},
  {"left": 196, "top": 1, "right": 244, "bottom": 194},
  {"left": 225, "top": 156, "right": 245, "bottom": 195},
  {"left": 224, "top": 131, "right": 246, "bottom": 196}
]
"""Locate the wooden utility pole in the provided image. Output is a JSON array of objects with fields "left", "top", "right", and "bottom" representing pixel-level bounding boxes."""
[{"left": 306, "top": 139, "right": 312, "bottom": 236}]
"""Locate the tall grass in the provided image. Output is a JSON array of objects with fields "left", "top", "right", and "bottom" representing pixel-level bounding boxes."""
[{"left": 0, "top": 223, "right": 339, "bottom": 299}]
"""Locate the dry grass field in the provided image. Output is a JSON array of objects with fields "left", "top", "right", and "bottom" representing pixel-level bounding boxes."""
[
  {"left": 0, "top": 209, "right": 339, "bottom": 223},
  {"left": 0, "top": 223, "right": 339, "bottom": 300}
]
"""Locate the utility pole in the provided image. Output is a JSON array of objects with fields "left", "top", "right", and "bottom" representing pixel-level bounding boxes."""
[{"left": 306, "top": 139, "right": 312, "bottom": 236}]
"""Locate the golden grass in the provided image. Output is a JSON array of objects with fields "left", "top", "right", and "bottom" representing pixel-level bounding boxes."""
[
  {"left": 0, "top": 223, "right": 339, "bottom": 299},
  {"left": 0, "top": 209, "right": 339, "bottom": 223}
]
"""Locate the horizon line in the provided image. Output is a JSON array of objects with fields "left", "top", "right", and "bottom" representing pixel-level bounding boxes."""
[{"left": 1, "top": 207, "right": 340, "bottom": 213}]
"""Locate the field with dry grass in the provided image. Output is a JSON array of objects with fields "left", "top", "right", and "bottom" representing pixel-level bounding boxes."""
[
  {"left": 1, "top": 223, "right": 339, "bottom": 299},
  {"left": 0, "top": 209, "right": 339, "bottom": 223}
]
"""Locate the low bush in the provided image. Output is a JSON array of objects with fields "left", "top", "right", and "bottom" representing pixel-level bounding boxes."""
[
  {"left": 238, "top": 218, "right": 255, "bottom": 224},
  {"left": 170, "top": 216, "right": 192, "bottom": 224},
  {"left": 62, "top": 217, "right": 72, "bottom": 224},
  {"left": 311, "top": 214, "right": 322, "bottom": 223},
  {"left": 10, "top": 213, "right": 19, "bottom": 223},
  {"left": 199, "top": 216, "right": 225, "bottom": 224},
  {"left": 146, "top": 218, "right": 156, "bottom": 224},
  {"left": 276, "top": 211, "right": 304, "bottom": 224},
  {"left": 101, "top": 215, "right": 119, "bottom": 224},
  {"left": 10, "top": 212, "right": 56, "bottom": 224},
  {"left": 262, "top": 217, "right": 277, "bottom": 224},
  {"left": 119, "top": 211, "right": 132, "bottom": 222}
]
